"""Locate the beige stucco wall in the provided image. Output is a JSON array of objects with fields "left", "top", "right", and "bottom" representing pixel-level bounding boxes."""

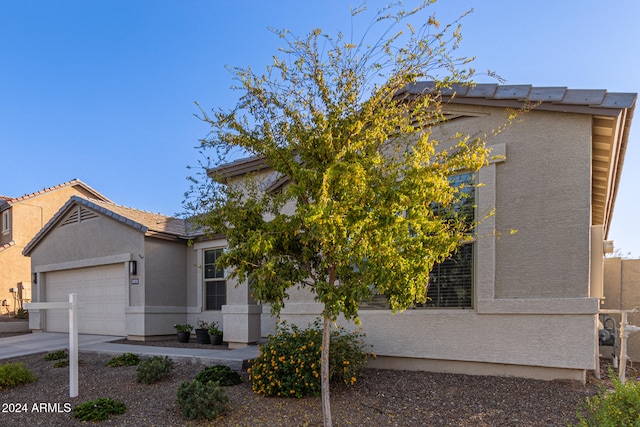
[
  {"left": 494, "top": 113, "right": 591, "bottom": 298},
  {"left": 125, "top": 238, "right": 190, "bottom": 338},
  {"left": 0, "top": 186, "right": 108, "bottom": 313},
  {"left": 144, "top": 239, "right": 187, "bottom": 307},
  {"left": 29, "top": 215, "right": 143, "bottom": 267},
  {"left": 0, "top": 245, "right": 30, "bottom": 312},
  {"left": 424, "top": 106, "right": 592, "bottom": 299},
  {"left": 273, "top": 106, "right": 599, "bottom": 381},
  {"left": 602, "top": 258, "right": 640, "bottom": 362}
]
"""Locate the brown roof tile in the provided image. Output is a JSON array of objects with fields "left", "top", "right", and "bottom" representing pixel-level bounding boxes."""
[
  {"left": 79, "top": 198, "right": 186, "bottom": 237},
  {"left": 0, "top": 179, "right": 110, "bottom": 209}
]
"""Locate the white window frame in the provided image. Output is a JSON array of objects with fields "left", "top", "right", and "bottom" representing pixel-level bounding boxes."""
[{"left": 203, "top": 247, "right": 226, "bottom": 311}]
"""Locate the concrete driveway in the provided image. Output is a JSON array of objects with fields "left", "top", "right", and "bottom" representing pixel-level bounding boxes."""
[{"left": 0, "top": 332, "right": 120, "bottom": 359}]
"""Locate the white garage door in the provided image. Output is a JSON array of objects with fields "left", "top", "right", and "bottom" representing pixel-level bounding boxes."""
[{"left": 45, "top": 264, "right": 127, "bottom": 336}]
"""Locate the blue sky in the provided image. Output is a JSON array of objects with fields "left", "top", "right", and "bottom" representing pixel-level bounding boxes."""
[{"left": 1, "top": 1, "right": 639, "bottom": 257}]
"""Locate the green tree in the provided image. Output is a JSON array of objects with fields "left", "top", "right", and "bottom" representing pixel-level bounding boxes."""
[{"left": 188, "top": 3, "right": 497, "bottom": 426}]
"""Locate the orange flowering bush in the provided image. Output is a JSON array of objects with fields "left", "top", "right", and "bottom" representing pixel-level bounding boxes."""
[{"left": 248, "top": 320, "right": 372, "bottom": 398}]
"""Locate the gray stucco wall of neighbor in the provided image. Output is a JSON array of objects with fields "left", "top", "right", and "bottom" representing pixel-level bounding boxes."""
[{"left": 602, "top": 258, "right": 640, "bottom": 363}]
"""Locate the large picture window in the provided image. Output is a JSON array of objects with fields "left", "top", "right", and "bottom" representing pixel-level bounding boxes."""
[
  {"left": 364, "top": 172, "right": 475, "bottom": 309},
  {"left": 204, "top": 248, "right": 226, "bottom": 310},
  {"left": 424, "top": 172, "right": 475, "bottom": 308}
]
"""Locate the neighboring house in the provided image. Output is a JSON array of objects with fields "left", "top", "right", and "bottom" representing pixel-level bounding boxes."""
[
  {"left": 602, "top": 257, "right": 640, "bottom": 362},
  {"left": 23, "top": 83, "right": 637, "bottom": 383},
  {"left": 0, "top": 180, "right": 110, "bottom": 314}
]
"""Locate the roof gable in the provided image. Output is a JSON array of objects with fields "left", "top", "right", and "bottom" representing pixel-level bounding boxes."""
[{"left": 23, "top": 196, "right": 187, "bottom": 255}]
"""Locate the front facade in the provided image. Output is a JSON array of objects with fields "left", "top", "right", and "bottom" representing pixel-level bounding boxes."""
[
  {"left": 0, "top": 180, "right": 110, "bottom": 314},
  {"left": 208, "top": 83, "right": 636, "bottom": 382},
  {"left": 22, "top": 83, "right": 636, "bottom": 382}
]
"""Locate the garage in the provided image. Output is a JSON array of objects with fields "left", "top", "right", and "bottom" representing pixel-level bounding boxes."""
[{"left": 45, "top": 264, "right": 126, "bottom": 336}]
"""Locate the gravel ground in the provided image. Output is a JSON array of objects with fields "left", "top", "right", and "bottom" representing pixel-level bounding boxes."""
[{"left": 0, "top": 336, "right": 615, "bottom": 427}]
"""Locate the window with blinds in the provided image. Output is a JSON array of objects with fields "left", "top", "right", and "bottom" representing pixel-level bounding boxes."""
[
  {"left": 423, "top": 242, "right": 473, "bottom": 308},
  {"left": 363, "top": 172, "right": 476, "bottom": 309}
]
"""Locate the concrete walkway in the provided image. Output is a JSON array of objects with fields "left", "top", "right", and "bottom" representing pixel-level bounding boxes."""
[{"left": 0, "top": 333, "right": 259, "bottom": 371}]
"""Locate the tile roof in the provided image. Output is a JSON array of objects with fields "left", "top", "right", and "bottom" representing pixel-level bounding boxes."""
[
  {"left": 0, "top": 179, "right": 111, "bottom": 211},
  {"left": 23, "top": 196, "right": 188, "bottom": 255},
  {"left": 208, "top": 156, "right": 269, "bottom": 181},
  {"left": 78, "top": 197, "right": 187, "bottom": 237},
  {"left": 400, "top": 82, "right": 637, "bottom": 113},
  {"left": 0, "top": 241, "right": 15, "bottom": 254}
]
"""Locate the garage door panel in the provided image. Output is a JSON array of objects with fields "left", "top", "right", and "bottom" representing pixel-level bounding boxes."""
[{"left": 45, "top": 264, "right": 126, "bottom": 336}]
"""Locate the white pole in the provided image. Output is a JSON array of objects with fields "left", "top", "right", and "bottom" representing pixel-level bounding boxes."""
[
  {"left": 69, "top": 293, "right": 78, "bottom": 398},
  {"left": 24, "top": 295, "right": 79, "bottom": 398}
]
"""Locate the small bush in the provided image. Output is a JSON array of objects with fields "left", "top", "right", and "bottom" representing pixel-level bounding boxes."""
[
  {"left": 176, "top": 379, "right": 228, "bottom": 420},
  {"left": 136, "top": 356, "right": 174, "bottom": 384},
  {"left": 72, "top": 397, "right": 126, "bottom": 422},
  {"left": 0, "top": 362, "right": 37, "bottom": 389},
  {"left": 575, "top": 371, "right": 640, "bottom": 426},
  {"left": 105, "top": 353, "right": 140, "bottom": 367},
  {"left": 195, "top": 365, "right": 241, "bottom": 387},
  {"left": 14, "top": 308, "right": 28, "bottom": 319},
  {"left": 248, "top": 320, "right": 372, "bottom": 398},
  {"left": 54, "top": 359, "right": 69, "bottom": 368},
  {"left": 44, "top": 349, "right": 68, "bottom": 361}
]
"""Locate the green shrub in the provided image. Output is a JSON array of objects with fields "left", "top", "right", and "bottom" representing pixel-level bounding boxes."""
[
  {"left": 575, "top": 371, "right": 640, "bottom": 426},
  {"left": 248, "top": 320, "right": 372, "bottom": 397},
  {"left": 72, "top": 397, "right": 126, "bottom": 422},
  {"left": 44, "top": 349, "right": 68, "bottom": 361},
  {"left": 195, "top": 365, "right": 241, "bottom": 387},
  {"left": 176, "top": 379, "right": 228, "bottom": 420},
  {"left": 105, "top": 352, "right": 140, "bottom": 367},
  {"left": 54, "top": 359, "right": 69, "bottom": 368},
  {"left": 14, "top": 308, "right": 28, "bottom": 319},
  {"left": 135, "top": 356, "right": 174, "bottom": 384},
  {"left": 0, "top": 362, "right": 37, "bottom": 389}
]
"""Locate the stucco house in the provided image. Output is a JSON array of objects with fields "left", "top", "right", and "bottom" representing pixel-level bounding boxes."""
[
  {"left": 23, "top": 194, "right": 266, "bottom": 345},
  {"left": 23, "top": 83, "right": 636, "bottom": 383},
  {"left": 0, "top": 180, "right": 110, "bottom": 314}
]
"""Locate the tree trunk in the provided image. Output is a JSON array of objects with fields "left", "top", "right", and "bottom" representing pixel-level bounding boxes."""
[{"left": 321, "top": 314, "right": 333, "bottom": 427}]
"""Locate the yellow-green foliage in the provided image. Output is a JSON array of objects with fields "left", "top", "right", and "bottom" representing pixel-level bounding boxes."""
[
  {"left": 575, "top": 372, "right": 640, "bottom": 426},
  {"left": 0, "top": 362, "right": 37, "bottom": 389},
  {"left": 249, "top": 320, "right": 372, "bottom": 398}
]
